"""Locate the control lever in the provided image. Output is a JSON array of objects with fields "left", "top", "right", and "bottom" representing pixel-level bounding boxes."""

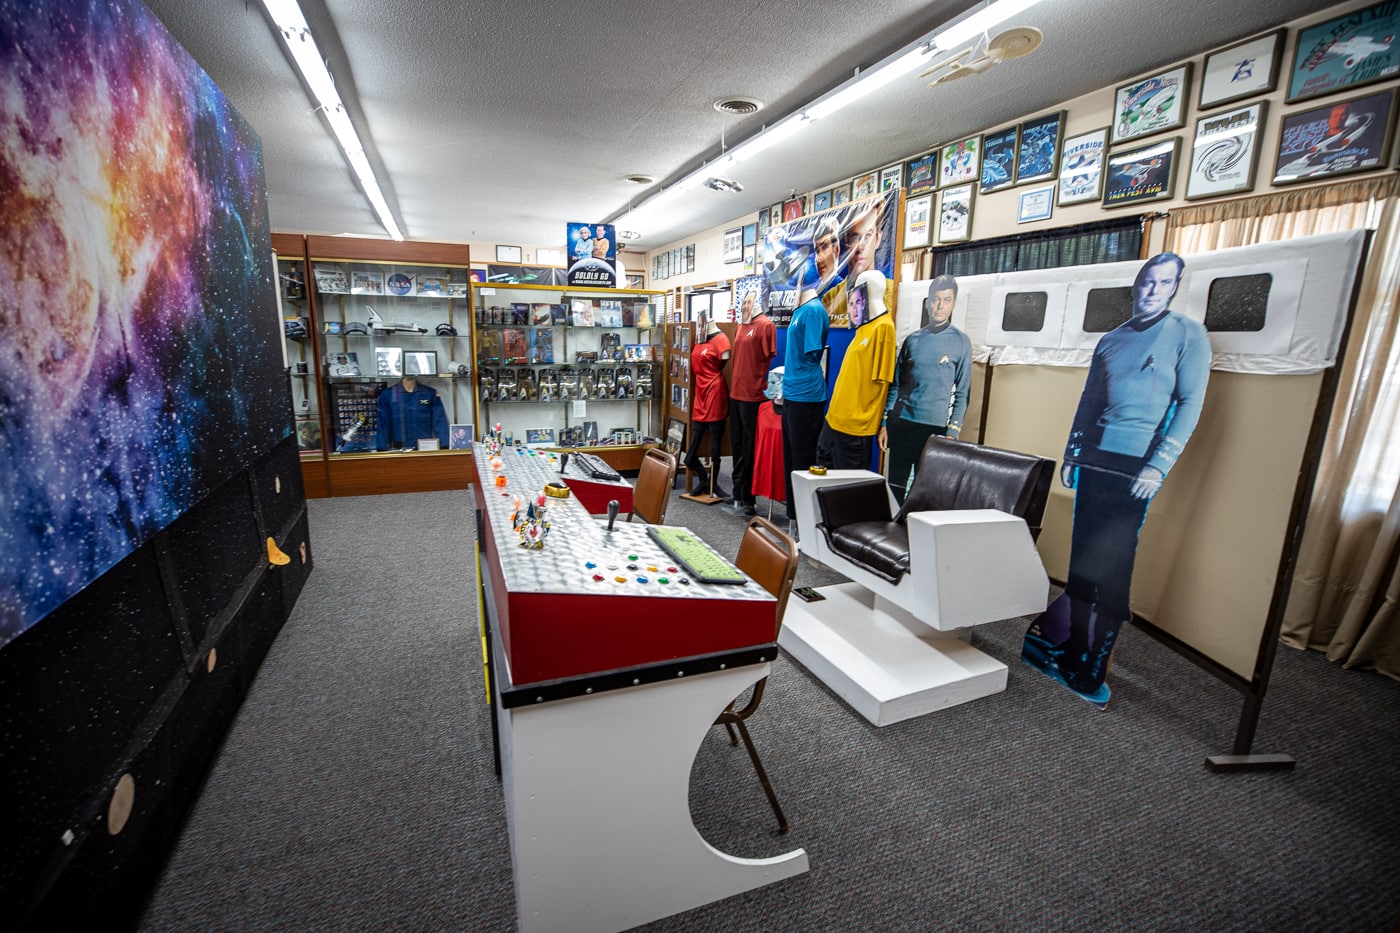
[
  {"left": 559, "top": 452, "right": 570, "bottom": 474},
  {"left": 606, "top": 499, "right": 620, "bottom": 532}
]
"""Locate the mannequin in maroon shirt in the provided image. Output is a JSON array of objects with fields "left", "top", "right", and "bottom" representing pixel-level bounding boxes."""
[{"left": 727, "top": 291, "right": 777, "bottom": 515}]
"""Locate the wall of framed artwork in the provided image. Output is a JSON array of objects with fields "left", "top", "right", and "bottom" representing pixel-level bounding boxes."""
[
  {"left": 903, "top": 192, "right": 933, "bottom": 247},
  {"left": 937, "top": 184, "right": 975, "bottom": 243},
  {"left": 939, "top": 136, "right": 981, "bottom": 188},
  {"left": 980, "top": 126, "right": 1018, "bottom": 192}
]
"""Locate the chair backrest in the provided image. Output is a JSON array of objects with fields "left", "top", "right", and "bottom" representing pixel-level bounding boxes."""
[
  {"left": 629, "top": 447, "right": 677, "bottom": 524},
  {"left": 894, "top": 438, "right": 1054, "bottom": 538},
  {"left": 734, "top": 516, "right": 799, "bottom": 635}
]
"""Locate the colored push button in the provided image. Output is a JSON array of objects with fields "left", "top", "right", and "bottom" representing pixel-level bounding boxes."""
[
  {"left": 626, "top": 563, "right": 638, "bottom": 571},
  {"left": 585, "top": 561, "right": 597, "bottom": 569},
  {"left": 636, "top": 576, "right": 648, "bottom": 584},
  {"left": 646, "top": 566, "right": 658, "bottom": 573},
  {"left": 592, "top": 574, "right": 605, "bottom": 582},
  {"left": 667, "top": 566, "right": 678, "bottom": 573},
  {"left": 658, "top": 577, "right": 670, "bottom": 585},
  {"left": 678, "top": 578, "right": 690, "bottom": 585},
  {"left": 628, "top": 554, "right": 638, "bottom": 561},
  {"left": 614, "top": 575, "right": 627, "bottom": 583}
]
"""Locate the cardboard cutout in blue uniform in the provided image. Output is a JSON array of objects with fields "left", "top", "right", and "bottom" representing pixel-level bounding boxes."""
[{"left": 1022, "top": 253, "right": 1211, "bottom": 706}]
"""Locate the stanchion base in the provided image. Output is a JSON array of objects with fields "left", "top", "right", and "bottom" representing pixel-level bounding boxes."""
[{"left": 1205, "top": 753, "right": 1296, "bottom": 773}]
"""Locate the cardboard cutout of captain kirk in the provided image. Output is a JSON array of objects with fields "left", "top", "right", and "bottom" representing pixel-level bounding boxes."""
[{"left": 1022, "top": 252, "right": 1211, "bottom": 706}]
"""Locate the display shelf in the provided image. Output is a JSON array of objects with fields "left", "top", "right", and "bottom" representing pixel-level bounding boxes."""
[{"left": 472, "top": 282, "right": 664, "bottom": 461}]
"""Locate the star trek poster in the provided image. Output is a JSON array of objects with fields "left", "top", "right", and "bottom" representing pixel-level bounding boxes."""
[{"left": 566, "top": 222, "right": 618, "bottom": 288}]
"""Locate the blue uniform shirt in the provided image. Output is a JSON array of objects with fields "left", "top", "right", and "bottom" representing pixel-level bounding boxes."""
[{"left": 783, "top": 297, "right": 830, "bottom": 403}]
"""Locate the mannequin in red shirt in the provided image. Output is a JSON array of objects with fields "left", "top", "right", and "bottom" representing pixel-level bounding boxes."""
[{"left": 685, "top": 313, "right": 732, "bottom": 498}]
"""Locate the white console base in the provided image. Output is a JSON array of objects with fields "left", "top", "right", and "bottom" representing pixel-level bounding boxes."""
[{"left": 779, "top": 582, "right": 1008, "bottom": 727}]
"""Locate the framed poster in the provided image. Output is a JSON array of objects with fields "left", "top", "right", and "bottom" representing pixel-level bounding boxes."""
[
  {"left": 906, "top": 152, "right": 938, "bottom": 194},
  {"left": 939, "top": 136, "right": 980, "bottom": 187},
  {"left": 686, "top": 244, "right": 696, "bottom": 272},
  {"left": 742, "top": 244, "right": 757, "bottom": 275},
  {"left": 1112, "top": 64, "right": 1191, "bottom": 143},
  {"left": 903, "top": 192, "right": 933, "bottom": 248},
  {"left": 1017, "top": 183, "right": 1055, "bottom": 224},
  {"left": 783, "top": 196, "right": 806, "bottom": 221},
  {"left": 757, "top": 208, "right": 770, "bottom": 239},
  {"left": 1057, "top": 127, "right": 1108, "bottom": 205},
  {"left": 813, "top": 189, "right": 832, "bottom": 213},
  {"left": 1186, "top": 102, "right": 1267, "bottom": 199},
  {"left": 853, "top": 171, "right": 878, "bottom": 199},
  {"left": 937, "top": 183, "right": 974, "bottom": 243},
  {"left": 495, "top": 245, "right": 523, "bottom": 263},
  {"left": 1273, "top": 88, "right": 1397, "bottom": 184},
  {"left": 1015, "top": 111, "right": 1064, "bottom": 185},
  {"left": 980, "top": 126, "right": 1018, "bottom": 192},
  {"left": 879, "top": 162, "right": 903, "bottom": 191},
  {"left": 1287, "top": 2, "right": 1400, "bottom": 102},
  {"left": 1103, "top": 137, "right": 1182, "bottom": 207},
  {"left": 742, "top": 223, "right": 757, "bottom": 247},
  {"left": 723, "top": 228, "right": 743, "bottom": 263},
  {"left": 833, "top": 183, "right": 853, "bottom": 205},
  {"left": 769, "top": 203, "right": 783, "bottom": 228},
  {"left": 1200, "top": 30, "right": 1284, "bottom": 108}
]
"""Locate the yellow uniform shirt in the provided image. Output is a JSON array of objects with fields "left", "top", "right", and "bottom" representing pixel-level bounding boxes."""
[{"left": 826, "top": 313, "right": 896, "bottom": 436}]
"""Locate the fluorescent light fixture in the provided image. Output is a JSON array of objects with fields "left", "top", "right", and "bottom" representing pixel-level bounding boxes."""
[
  {"left": 261, "top": 0, "right": 404, "bottom": 241},
  {"left": 727, "top": 115, "right": 810, "bottom": 162},
  {"left": 807, "top": 45, "right": 933, "bottom": 121}
]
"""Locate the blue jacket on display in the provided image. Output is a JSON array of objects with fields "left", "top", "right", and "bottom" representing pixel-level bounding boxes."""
[{"left": 375, "top": 380, "right": 449, "bottom": 450}]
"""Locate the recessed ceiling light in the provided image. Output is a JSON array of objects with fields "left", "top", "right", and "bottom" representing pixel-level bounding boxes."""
[
  {"left": 713, "top": 96, "right": 764, "bottom": 115},
  {"left": 624, "top": 174, "right": 655, "bottom": 185}
]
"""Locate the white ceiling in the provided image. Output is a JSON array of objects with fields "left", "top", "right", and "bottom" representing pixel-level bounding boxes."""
[{"left": 143, "top": 0, "right": 1332, "bottom": 253}]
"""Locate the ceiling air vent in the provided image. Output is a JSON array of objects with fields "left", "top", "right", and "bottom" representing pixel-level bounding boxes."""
[
  {"left": 624, "top": 174, "right": 655, "bottom": 185},
  {"left": 713, "top": 96, "right": 764, "bottom": 116}
]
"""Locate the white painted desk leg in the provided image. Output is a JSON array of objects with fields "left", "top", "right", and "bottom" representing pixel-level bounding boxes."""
[{"left": 499, "top": 664, "right": 809, "bottom": 933}]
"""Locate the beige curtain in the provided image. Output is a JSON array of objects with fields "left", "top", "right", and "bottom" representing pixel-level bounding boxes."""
[{"left": 1166, "top": 176, "right": 1400, "bottom": 682}]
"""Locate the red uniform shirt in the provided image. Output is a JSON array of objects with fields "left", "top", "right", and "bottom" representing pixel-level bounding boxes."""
[
  {"left": 730, "top": 314, "right": 777, "bottom": 402},
  {"left": 691, "top": 331, "right": 731, "bottom": 423}
]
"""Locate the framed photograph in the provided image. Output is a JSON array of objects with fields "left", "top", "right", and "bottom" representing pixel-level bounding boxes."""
[
  {"left": 980, "top": 126, "right": 1018, "bottom": 192},
  {"left": 769, "top": 203, "right": 783, "bottom": 228},
  {"left": 853, "top": 171, "right": 879, "bottom": 199},
  {"left": 1112, "top": 64, "right": 1192, "bottom": 144},
  {"left": 903, "top": 193, "right": 933, "bottom": 248},
  {"left": 879, "top": 162, "right": 903, "bottom": 191},
  {"left": 1057, "top": 127, "right": 1108, "bottom": 205},
  {"left": 351, "top": 270, "right": 384, "bottom": 295},
  {"left": 403, "top": 350, "right": 437, "bottom": 376},
  {"left": 449, "top": 424, "right": 474, "bottom": 450},
  {"left": 783, "top": 196, "right": 805, "bottom": 221},
  {"left": 832, "top": 183, "right": 853, "bottom": 206},
  {"left": 1102, "top": 137, "right": 1182, "bottom": 207},
  {"left": 812, "top": 189, "right": 832, "bottom": 213},
  {"left": 1288, "top": 2, "right": 1400, "bottom": 103},
  {"left": 525, "top": 428, "right": 556, "bottom": 445},
  {"left": 937, "top": 183, "right": 975, "bottom": 243},
  {"left": 742, "top": 244, "right": 757, "bottom": 276},
  {"left": 742, "top": 222, "right": 757, "bottom": 247},
  {"left": 757, "top": 208, "right": 770, "bottom": 238},
  {"left": 1186, "top": 102, "right": 1267, "bottom": 199},
  {"left": 1273, "top": 88, "right": 1397, "bottom": 185},
  {"left": 374, "top": 346, "right": 403, "bottom": 378},
  {"left": 495, "top": 245, "right": 523, "bottom": 263},
  {"left": 1200, "top": 30, "right": 1284, "bottom": 108},
  {"left": 939, "top": 136, "right": 980, "bottom": 187},
  {"left": 723, "top": 227, "right": 743, "bottom": 263},
  {"left": 1015, "top": 111, "right": 1065, "bottom": 185},
  {"left": 686, "top": 244, "right": 695, "bottom": 272},
  {"left": 1017, "top": 183, "right": 1056, "bottom": 223},
  {"left": 906, "top": 152, "right": 938, "bottom": 195}
]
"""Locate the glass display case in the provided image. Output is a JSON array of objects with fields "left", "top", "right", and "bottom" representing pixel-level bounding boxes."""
[
  {"left": 472, "top": 283, "right": 665, "bottom": 460},
  {"left": 276, "top": 248, "right": 322, "bottom": 457}
]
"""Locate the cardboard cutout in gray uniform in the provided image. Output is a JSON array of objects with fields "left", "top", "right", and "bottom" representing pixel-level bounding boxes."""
[{"left": 1022, "top": 253, "right": 1211, "bottom": 705}]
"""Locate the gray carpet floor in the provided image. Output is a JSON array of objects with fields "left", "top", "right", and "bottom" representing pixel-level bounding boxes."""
[{"left": 138, "top": 480, "right": 1400, "bottom": 931}]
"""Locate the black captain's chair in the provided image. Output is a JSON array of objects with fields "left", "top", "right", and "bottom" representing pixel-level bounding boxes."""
[{"left": 815, "top": 438, "right": 1054, "bottom": 585}]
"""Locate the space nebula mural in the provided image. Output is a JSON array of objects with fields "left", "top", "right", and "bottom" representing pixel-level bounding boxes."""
[{"left": 0, "top": 0, "right": 289, "bottom": 646}]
